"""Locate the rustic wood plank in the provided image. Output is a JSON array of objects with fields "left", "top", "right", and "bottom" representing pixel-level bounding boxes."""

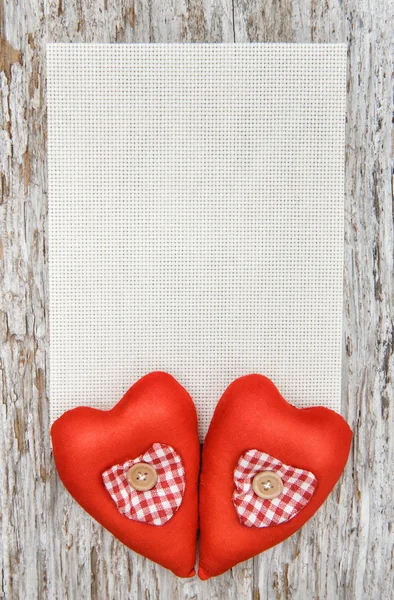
[{"left": 0, "top": 0, "right": 392, "bottom": 598}]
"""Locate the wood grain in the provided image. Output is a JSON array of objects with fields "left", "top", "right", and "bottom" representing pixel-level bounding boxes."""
[{"left": 0, "top": 0, "right": 392, "bottom": 598}]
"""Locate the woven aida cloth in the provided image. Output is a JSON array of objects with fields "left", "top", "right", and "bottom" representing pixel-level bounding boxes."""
[
  {"left": 102, "top": 443, "right": 185, "bottom": 526},
  {"left": 47, "top": 44, "right": 346, "bottom": 439},
  {"left": 233, "top": 450, "right": 317, "bottom": 528}
]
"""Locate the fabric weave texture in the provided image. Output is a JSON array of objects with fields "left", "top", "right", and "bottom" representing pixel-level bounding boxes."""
[{"left": 47, "top": 44, "right": 346, "bottom": 440}]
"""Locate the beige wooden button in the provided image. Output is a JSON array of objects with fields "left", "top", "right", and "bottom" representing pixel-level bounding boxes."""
[
  {"left": 126, "top": 463, "right": 158, "bottom": 492},
  {"left": 252, "top": 471, "right": 284, "bottom": 500}
]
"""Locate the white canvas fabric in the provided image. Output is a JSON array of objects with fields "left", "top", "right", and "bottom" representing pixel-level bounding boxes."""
[{"left": 47, "top": 43, "right": 346, "bottom": 439}]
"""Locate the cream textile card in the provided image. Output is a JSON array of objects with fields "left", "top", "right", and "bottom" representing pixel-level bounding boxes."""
[{"left": 48, "top": 44, "right": 346, "bottom": 439}]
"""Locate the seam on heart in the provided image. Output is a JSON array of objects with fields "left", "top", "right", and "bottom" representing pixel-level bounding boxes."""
[
  {"left": 198, "top": 562, "right": 213, "bottom": 581},
  {"left": 102, "top": 442, "right": 185, "bottom": 526},
  {"left": 233, "top": 449, "right": 317, "bottom": 528}
]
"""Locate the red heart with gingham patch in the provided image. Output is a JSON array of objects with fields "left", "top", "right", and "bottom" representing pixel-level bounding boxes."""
[
  {"left": 51, "top": 372, "right": 200, "bottom": 578},
  {"left": 198, "top": 374, "right": 352, "bottom": 579}
]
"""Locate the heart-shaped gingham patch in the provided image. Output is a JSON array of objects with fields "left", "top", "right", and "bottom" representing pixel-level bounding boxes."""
[
  {"left": 233, "top": 449, "right": 317, "bottom": 528},
  {"left": 102, "top": 443, "right": 185, "bottom": 526}
]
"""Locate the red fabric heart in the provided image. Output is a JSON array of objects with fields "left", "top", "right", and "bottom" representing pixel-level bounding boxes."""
[
  {"left": 198, "top": 374, "right": 352, "bottom": 580},
  {"left": 51, "top": 372, "right": 200, "bottom": 578}
]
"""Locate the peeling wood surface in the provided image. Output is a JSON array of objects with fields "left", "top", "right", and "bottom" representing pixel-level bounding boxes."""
[{"left": 0, "top": 0, "right": 393, "bottom": 598}]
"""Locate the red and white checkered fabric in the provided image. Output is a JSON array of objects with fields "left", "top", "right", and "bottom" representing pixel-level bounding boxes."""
[
  {"left": 102, "top": 443, "right": 185, "bottom": 526},
  {"left": 233, "top": 449, "right": 317, "bottom": 528}
]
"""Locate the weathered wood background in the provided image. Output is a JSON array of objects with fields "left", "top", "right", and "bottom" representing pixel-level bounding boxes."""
[{"left": 0, "top": 0, "right": 392, "bottom": 598}]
